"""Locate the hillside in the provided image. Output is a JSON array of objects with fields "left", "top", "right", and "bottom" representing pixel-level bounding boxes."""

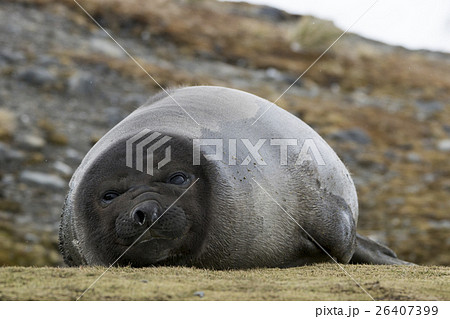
[{"left": 0, "top": 0, "right": 449, "bottom": 269}]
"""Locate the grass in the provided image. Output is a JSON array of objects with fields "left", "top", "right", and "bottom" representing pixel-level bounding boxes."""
[
  {"left": 289, "top": 16, "right": 343, "bottom": 53},
  {"left": 0, "top": 265, "right": 448, "bottom": 300}
]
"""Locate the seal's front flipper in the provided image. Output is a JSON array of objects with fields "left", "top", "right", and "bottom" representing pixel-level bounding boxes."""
[{"left": 350, "top": 233, "right": 414, "bottom": 265}]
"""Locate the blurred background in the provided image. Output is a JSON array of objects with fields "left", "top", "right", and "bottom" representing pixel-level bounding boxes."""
[
  {"left": 224, "top": 0, "right": 450, "bottom": 53},
  {"left": 0, "top": 0, "right": 449, "bottom": 266}
]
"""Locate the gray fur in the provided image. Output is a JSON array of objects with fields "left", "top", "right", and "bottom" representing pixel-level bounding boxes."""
[{"left": 59, "top": 86, "right": 412, "bottom": 268}]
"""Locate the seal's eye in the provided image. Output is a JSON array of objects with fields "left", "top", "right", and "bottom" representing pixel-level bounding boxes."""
[
  {"left": 102, "top": 191, "right": 120, "bottom": 203},
  {"left": 168, "top": 172, "right": 187, "bottom": 185}
]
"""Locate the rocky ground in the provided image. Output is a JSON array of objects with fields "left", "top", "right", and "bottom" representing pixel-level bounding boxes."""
[{"left": 0, "top": 0, "right": 449, "bottom": 267}]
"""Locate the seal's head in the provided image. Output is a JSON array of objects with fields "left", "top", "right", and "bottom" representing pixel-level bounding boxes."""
[{"left": 60, "top": 132, "right": 207, "bottom": 267}]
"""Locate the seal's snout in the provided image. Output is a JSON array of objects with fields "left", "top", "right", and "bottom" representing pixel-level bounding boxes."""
[
  {"left": 133, "top": 210, "right": 146, "bottom": 226},
  {"left": 115, "top": 200, "right": 164, "bottom": 241},
  {"left": 132, "top": 201, "right": 161, "bottom": 226}
]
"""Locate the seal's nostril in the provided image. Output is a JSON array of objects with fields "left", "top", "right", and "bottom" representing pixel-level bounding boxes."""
[
  {"left": 133, "top": 210, "right": 146, "bottom": 226},
  {"left": 151, "top": 212, "right": 159, "bottom": 223}
]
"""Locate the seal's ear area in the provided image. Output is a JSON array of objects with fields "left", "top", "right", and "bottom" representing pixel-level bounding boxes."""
[
  {"left": 59, "top": 193, "right": 87, "bottom": 266},
  {"left": 350, "top": 233, "right": 415, "bottom": 265}
]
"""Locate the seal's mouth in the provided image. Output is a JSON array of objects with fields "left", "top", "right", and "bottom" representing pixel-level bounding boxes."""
[
  {"left": 114, "top": 237, "right": 173, "bottom": 266},
  {"left": 115, "top": 230, "right": 175, "bottom": 247},
  {"left": 116, "top": 237, "right": 156, "bottom": 247},
  {"left": 114, "top": 196, "right": 189, "bottom": 249}
]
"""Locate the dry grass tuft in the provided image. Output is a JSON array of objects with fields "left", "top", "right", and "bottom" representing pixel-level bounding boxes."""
[
  {"left": 0, "top": 109, "right": 17, "bottom": 141},
  {"left": 38, "top": 119, "right": 68, "bottom": 146},
  {"left": 289, "top": 16, "right": 343, "bottom": 53}
]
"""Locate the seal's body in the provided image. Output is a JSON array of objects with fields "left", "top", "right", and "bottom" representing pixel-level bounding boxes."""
[{"left": 60, "top": 86, "right": 410, "bottom": 268}]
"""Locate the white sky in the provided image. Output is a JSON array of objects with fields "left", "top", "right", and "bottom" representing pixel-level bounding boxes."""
[{"left": 222, "top": 0, "right": 450, "bottom": 53}]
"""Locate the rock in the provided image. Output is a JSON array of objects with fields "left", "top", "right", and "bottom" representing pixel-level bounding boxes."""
[
  {"left": 36, "top": 55, "right": 59, "bottom": 67},
  {"left": 25, "top": 233, "right": 40, "bottom": 244},
  {"left": 443, "top": 124, "right": 450, "bottom": 135},
  {"left": 53, "top": 161, "right": 73, "bottom": 176},
  {"left": 398, "top": 143, "right": 414, "bottom": 151},
  {"left": 330, "top": 83, "right": 340, "bottom": 94},
  {"left": 20, "top": 171, "right": 66, "bottom": 190},
  {"left": 383, "top": 150, "right": 397, "bottom": 161},
  {"left": 421, "top": 138, "right": 435, "bottom": 150},
  {"left": 405, "top": 184, "right": 422, "bottom": 194},
  {"left": 65, "top": 148, "right": 83, "bottom": 162},
  {"left": 356, "top": 157, "right": 386, "bottom": 172},
  {"left": 305, "top": 86, "right": 320, "bottom": 98},
  {"left": 67, "top": 71, "right": 96, "bottom": 96},
  {"left": 120, "top": 94, "right": 147, "bottom": 109},
  {"left": 0, "top": 142, "right": 25, "bottom": 162},
  {"left": 17, "top": 67, "right": 56, "bottom": 87},
  {"left": 1, "top": 174, "right": 15, "bottom": 185},
  {"left": 330, "top": 128, "right": 371, "bottom": 145},
  {"left": 290, "top": 42, "right": 301, "bottom": 53},
  {"left": 428, "top": 220, "right": 450, "bottom": 230},
  {"left": 257, "top": 6, "right": 297, "bottom": 22},
  {"left": 265, "top": 67, "right": 284, "bottom": 81},
  {"left": 19, "top": 114, "right": 31, "bottom": 125},
  {"left": 193, "top": 291, "right": 205, "bottom": 298},
  {"left": 415, "top": 100, "right": 443, "bottom": 120},
  {"left": 406, "top": 152, "right": 422, "bottom": 163},
  {"left": 386, "top": 197, "right": 405, "bottom": 206},
  {"left": 443, "top": 180, "right": 450, "bottom": 192},
  {"left": 350, "top": 89, "right": 371, "bottom": 106},
  {"left": 140, "top": 31, "right": 151, "bottom": 42},
  {"left": 228, "top": 3, "right": 297, "bottom": 23},
  {"left": 437, "top": 139, "right": 450, "bottom": 152},
  {"left": 265, "top": 67, "right": 298, "bottom": 84},
  {"left": 89, "top": 38, "right": 125, "bottom": 58},
  {"left": 105, "top": 107, "right": 127, "bottom": 127},
  {"left": 16, "top": 134, "right": 46, "bottom": 151},
  {"left": 422, "top": 173, "right": 436, "bottom": 184},
  {"left": 0, "top": 49, "right": 26, "bottom": 64}
]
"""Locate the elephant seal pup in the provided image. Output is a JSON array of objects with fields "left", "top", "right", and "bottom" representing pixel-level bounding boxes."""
[{"left": 60, "top": 86, "right": 411, "bottom": 268}]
